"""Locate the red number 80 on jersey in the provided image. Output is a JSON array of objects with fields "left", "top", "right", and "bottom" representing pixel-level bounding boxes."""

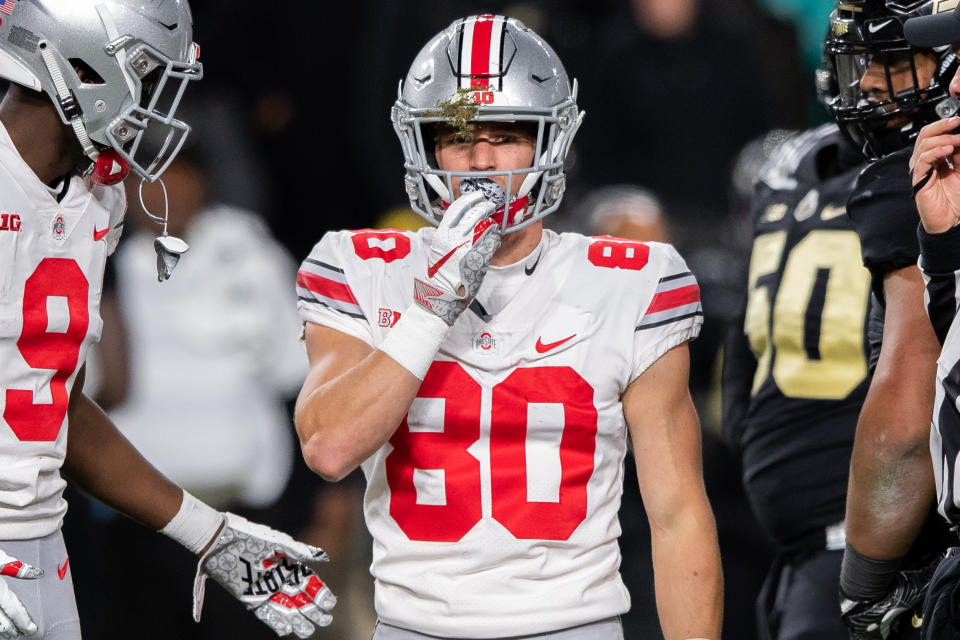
[{"left": 386, "top": 362, "right": 598, "bottom": 542}]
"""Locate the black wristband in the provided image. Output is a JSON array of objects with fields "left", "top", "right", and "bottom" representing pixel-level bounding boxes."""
[
  {"left": 918, "top": 220, "right": 960, "bottom": 275},
  {"left": 840, "top": 544, "right": 903, "bottom": 601},
  {"left": 912, "top": 168, "right": 934, "bottom": 198}
]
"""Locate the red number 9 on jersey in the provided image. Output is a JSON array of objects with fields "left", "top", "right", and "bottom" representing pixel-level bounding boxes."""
[{"left": 4, "top": 259, "right": 89, "bottom": 442}]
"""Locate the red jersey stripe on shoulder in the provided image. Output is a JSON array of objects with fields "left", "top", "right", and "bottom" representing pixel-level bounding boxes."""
[
  {"left": 646, "top": 284, "right": 700, "bottom": 314},
  {"left": 297, "top": 270, "right": 359, "bottom": 305}
]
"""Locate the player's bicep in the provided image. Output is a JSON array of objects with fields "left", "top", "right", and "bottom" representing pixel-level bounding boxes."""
[
  {"left": 298, "top": 323, "right": 374, "bottom": 406},
  {"left": 625, "top": 343, "right": 705, "bottom": 529},
  {"left": 880, "top": 265, "right": 941, "bottom": 367},
  {"left": 67, "top": 364, "right": 87, "bottom": 415},
  {"left": 867, "top": 266, "right": 941, "bottom": 430}
]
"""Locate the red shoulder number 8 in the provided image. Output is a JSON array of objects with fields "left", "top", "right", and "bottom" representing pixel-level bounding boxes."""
[
  {"left": 351, "top": 230, "right": 412, "bottom": 263},
  {"left": 588, "top": 237, "right": 649, "bottom": 271}
]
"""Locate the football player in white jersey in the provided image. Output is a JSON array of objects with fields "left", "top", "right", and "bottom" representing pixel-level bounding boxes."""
[
  {"left": 0, "top": 1, "right": 335, "bottom": 638},
  {"left": 295, "top": 14, "right": 722, "bottom": 640}
]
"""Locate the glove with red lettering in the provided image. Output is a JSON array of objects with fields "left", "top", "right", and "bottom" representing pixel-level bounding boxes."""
[
  {"left": 415, "top": 189, "right": 501, "bottom": 325},
  {"left": 194, "top": 513, "right": 336, "bottom": 638},
  {"left": 0, "top": 550, "right": 41, "bottom": 638}
]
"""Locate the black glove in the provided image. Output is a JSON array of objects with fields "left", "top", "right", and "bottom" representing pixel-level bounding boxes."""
[{"left": 840, "top": 552, "right": 945, "bottom": 640}]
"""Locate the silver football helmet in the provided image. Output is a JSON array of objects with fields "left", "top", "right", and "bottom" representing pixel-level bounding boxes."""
[
  {"left": 0, "top": 0, "right": 202, "bottom": 181},
  {"left": 392, "top": 15, "right": 583, "bottom": 232}
]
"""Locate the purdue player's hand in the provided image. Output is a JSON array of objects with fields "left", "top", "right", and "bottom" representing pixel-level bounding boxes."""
[
  {"left": 193, "top": 513, "right": 336, "bottom": 638},
  {"left": 839, "top": 553, "right": 943, "bottom": 640},
  {"left": 910, "top": 116, "right": 960, "bottom": 234},
  {"left": 0, "top": 550, "right": 41, "bottom": 638},
  {"left": 415, "top": 189, "right": 501, "bottom": 325}
]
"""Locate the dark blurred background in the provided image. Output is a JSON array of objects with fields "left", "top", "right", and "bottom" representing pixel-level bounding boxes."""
[{"left": 61, "top": 0, "right": 845, "bottom": 638}]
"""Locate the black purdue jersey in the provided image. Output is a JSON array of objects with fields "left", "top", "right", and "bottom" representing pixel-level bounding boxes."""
[{"left": 723, "top": 124, "right": 872, "bottom": 552}]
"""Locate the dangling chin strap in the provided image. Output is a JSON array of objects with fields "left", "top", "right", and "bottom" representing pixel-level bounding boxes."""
[{"left": 138, "top": 178, "right": 190, "bottom": 282}]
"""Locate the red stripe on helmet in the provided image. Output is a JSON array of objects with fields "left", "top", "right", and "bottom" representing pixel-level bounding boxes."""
[{"left": 470, "top": 16, "right": 494, "bottom": 87}]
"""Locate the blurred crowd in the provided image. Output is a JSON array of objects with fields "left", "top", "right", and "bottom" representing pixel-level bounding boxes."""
[{"left": 60, "top": 0, "right": 839, "bottom": 638}]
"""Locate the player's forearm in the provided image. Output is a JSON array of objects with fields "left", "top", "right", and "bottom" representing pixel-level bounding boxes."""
[
  {"left": 650, "top": 499, "right": 723, "bottom": 640},
  {"left": 845, "top": 446, "right": 934, "bottom": 558},
  {"left": 845, "top": 371, "right": 936, "bottom": 558},
  {"left": 62, "top": 391, "right": 182, "bottom": 530},
  {"left": 296, "top": 349, "right": 422, "bottom": 481},
  {"left": 845, "top": 267, "right": 941, "bottom": 557}
]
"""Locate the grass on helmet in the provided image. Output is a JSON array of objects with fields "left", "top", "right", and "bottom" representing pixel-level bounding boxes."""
[{"left": 425, "top": 87, "right": 480, "bottom": 143}]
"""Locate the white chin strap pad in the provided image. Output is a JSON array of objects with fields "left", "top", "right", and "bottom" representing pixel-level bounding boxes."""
[{"left": 424, "top": 173, "right": 450, "bottom": 202}]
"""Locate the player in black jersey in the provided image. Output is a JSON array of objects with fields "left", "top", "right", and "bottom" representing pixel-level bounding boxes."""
[
  {"left": 902, "top": 5, "right": 960, "bottom": 638},
  {"left": 723, "top": 121, "right": 871, "bottom": 639},
  {"left": 825, "top": 2, "right": 959, "bottom": 637}
]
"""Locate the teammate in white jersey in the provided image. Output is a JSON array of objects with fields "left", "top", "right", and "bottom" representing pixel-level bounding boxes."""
[
  {"left": 0, "top": 2, "right": 334, "bottom": 638},
  {"left": 295, "top": 15, "right": 722, "bottom": 640}
]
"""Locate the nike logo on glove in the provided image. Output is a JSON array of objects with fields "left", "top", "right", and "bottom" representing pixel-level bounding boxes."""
[
  {"left": 427, "top": 242, "right": 467, "bottom": 278},
  {"left": 93, "top": 226, "right": 110, "bottom": 241},
  {"left": 57, "top": 556, "right": 69, "bottom": 580},
  {"left": 535, "top": 334, "right": 576, "bottom": 353}
]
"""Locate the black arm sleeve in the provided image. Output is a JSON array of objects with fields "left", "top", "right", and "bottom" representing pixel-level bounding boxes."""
[{"left": 721, "top": 294, "right": 757, "bottom": 456}]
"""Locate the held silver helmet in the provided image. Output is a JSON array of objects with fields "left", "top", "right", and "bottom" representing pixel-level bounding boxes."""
[
  {"left": 0, "top": 0, "right": 202, "bottom": 182},
  {"left": 392, "top": 15, "right": 584, "bottom": 232}
]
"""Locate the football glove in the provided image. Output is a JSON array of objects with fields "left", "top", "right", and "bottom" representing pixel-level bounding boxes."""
[
  {"left": 0, "top": 550, "right": 41, "bottom": 639},
  {"left": 193, "top": 513, "right": 336, "bottom": 638},
  {"left": 414, "top": 188, "right": 501, "bottom": 325},
  {"left": 840, "top": 552, "right": 944, "bottom": 640}
]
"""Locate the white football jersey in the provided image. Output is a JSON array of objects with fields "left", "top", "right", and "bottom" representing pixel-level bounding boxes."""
[
  {"left": 0, "top": 122, "right": 124, "bottom": 540},
  {"left": 298, "top": 227, "right": 702, "bottom": 638}
]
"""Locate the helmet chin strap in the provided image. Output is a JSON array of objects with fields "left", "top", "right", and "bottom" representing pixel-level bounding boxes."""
[
  {"left": 38, "top": 40, "right": 133, "bottom": 187},
  {"left": 38, "top": 42, "right": 98, "bottom": 162},
  {"left": 137, "top": 177, "right": 190, "bottom": 282}
]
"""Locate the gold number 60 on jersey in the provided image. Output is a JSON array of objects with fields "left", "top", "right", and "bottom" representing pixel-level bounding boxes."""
[{"left": 744, "top": 230, "right": 871, "bottom": 399}]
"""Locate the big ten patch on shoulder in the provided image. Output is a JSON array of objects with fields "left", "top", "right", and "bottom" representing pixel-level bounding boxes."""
[{"left": 378, "top": 307, "right": 402, "bottom": 328}]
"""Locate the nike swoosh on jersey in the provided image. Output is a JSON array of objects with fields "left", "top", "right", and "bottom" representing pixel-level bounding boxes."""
[
  {"left": 93, "top": 226, "right": 110, "bottom": 241},
  {"left": 868, "top": 19, "right": 894, "bottom": 33},
  {"left": 535, "top": 334, "right": 576, "bottom": 353},
  {"left": 525, "top": 249, "right": 542, "bottom": 276},
  {"left": 427, "top": 242, "right": 468, "bottom": 278},
  {"left": 57, "top": 556, "right": 69, "bottom": 580}
]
